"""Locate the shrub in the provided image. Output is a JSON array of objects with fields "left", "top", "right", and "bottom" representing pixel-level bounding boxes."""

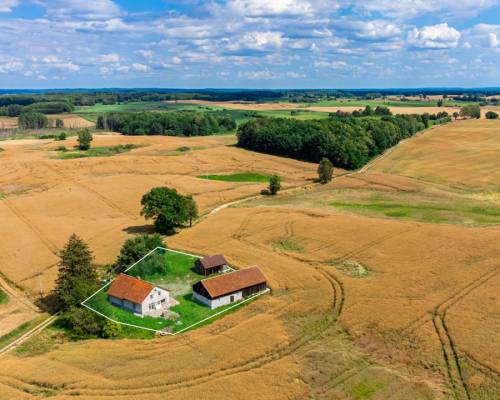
[
  {"left": 485, "top": 111, "right": 499, "bottom": 120},
  {"left": 269, "top": 175, "right": 281, "bottom": 195},
  {"left": 57, "top": 132, "right": 67, "bottom": 141},
  {"left": 318, "top": 158, "right": 334, "bottom": 184},
  {"left": 460, "top": 105, "right": 481, "bottom": 119},
  {"left": 77, "top": 129, "right": 93, "bottom": 150},
  {"left": 102, "top": 320, "right": 122, "bottom": 338}
]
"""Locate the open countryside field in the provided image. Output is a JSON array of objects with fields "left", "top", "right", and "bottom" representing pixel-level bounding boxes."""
[
  {"left": 0, "top": 114, "right": 94, "bottom": 130},
  {"left": 0, "top": 119, "right": 499, "bottom": 399},
  {"left": 173, "top": 99, "right": 500, "bottom": 118},
  {"left": 0, "top": 133, "right": 316, "bottom": 295}
]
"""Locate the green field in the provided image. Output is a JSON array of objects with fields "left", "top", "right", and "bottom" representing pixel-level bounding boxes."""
[
  {"left": 197, "top": 172, "right": 271, "bottom": 183},
  {"left": 56, "top": 144, "right": 139, "bottom": 159},
  {"left": 84, "top": 249, "right": 251, "bottom": 333}
]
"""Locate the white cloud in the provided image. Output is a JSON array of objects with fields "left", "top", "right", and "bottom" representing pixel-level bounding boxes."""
[
  {"left": 490, "top": 33, "right": 500, "bottom": 48},
  {"left": 408, "top": 23, "right": 461, "bottom": 49},
  {"left": 352, "top": 0, "right": 499, "bottom": 20},
  {"left": 227, "top": 0, "right": 313, "bottom": 17},
  {"left": 131, "top": 63, "right": 149, "bottom": 72},
  {"left": 100, "top": 53, "right": 120, "bottom": 63},
  {"left": 0, "top": 0, "right": 19, "bottom": 13},
  {"left": 0, "top": 60, "right": 23, "bottom": 73},
  {"left": 34, "top": 0, "right": 121, "bottom": 20},
  {"left": 314, "top": 60, "right": 348, "bottom": 69},
  {"left": 136, "top": 50, "right": 154, "bottom": 59},
  {"left": 233, "top": 31, "right": 284, "bottom": 51}
]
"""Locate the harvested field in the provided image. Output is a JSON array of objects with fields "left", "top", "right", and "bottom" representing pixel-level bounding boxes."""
[
  {"left": 47, "top": 114, "right": 95, "bottom": 128},
  {"left": 172, "top": 99, "right": 500, "bottom": 119},
  {"left": 0, "top": 117, "right": 17, "bottom": 129},
  {"left": 0, "top": 134, "right": 316, "bottom": 294},
  {"left": 372, "top": 119, "right": 500, "bottom": 191},
  {"left": 0, "top": 119, "right": 498, "bottom": 399}
]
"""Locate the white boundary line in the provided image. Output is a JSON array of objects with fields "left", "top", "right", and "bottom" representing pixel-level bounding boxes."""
[{"left": 81, "top": 247, "right": 262, "bottom": 335}]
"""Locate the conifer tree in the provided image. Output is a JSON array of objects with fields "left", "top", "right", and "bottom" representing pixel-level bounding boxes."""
[{"left": 55, "top": 234, "right": 98, "bottom": 310}]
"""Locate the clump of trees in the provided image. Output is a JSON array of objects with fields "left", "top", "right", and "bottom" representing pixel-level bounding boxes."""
[
  {"left": 460, "top": 105, "right": 481, "bottom": 119},
  {"left": 18, "top": 112, "right": 48, "bottom": 129},
  {"left": 96, "top": 111, "right": 236, "bottom": 136},
  {"left": 485, "top": 111, "right": 499, "bottom": 120},
  {"left": 77, "top": 129, "right": 93, "bottom": 150},
  {"left": 141, "top": 187, "right": 198, "bottom": 233},
  {"left": 114, "top": 234, "right": 165, "bottom": 273},
  {"left": 55, "top": 119, "right": 64, "bottom": 128},
  {"left": 318, "top": 158, "right": 334, "bottom": 184},
  {"left": 237, "top": 113, "right": 430, "bottom": 170}
]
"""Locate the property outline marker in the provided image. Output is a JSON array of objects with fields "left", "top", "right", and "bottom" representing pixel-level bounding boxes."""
[{"left": 82, "top": 247, "right": 265, "bottom": 336}]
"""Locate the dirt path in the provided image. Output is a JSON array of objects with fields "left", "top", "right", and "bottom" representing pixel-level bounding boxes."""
[{"left": 0, "top": 314, "right": 57, "bottom": 356}]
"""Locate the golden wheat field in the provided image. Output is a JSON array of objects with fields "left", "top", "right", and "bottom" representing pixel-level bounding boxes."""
[{"left": 0, "top": 119, "right": 499, "bottom": 399}]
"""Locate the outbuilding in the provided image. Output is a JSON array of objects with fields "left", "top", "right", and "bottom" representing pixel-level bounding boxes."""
[
  {"left": 107, "top": 274, "right": 173, "bottom": 317},
  {"left": 195, "top": 254, "right": 229, "bottom": 276},
  {"left": 192, "top": 266, "right": 267, "bottom": 309}
]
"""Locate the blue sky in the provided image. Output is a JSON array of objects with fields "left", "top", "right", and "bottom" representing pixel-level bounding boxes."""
[{"left": 0, "top": 0, "right": 499, "bottom": 88}]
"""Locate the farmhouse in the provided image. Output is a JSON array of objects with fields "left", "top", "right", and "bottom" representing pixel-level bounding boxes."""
[
  {"left": 192, "top": 266, "right": 267, "bottom": 309},
  {"left": 195, "top": 254, "right": 229, "bottom": 275},
  {"left": 108, "top": 274, "right": 173, "bottom": 317}
]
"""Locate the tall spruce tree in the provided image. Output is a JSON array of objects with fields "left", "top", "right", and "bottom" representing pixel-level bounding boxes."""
[{"left": 55, "top": 234, "right": 98, "bottom": 310}]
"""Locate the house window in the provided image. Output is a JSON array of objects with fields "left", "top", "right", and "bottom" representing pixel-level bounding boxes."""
[{"left": 230, "top": 295, "right": 235, "bottom": 303}]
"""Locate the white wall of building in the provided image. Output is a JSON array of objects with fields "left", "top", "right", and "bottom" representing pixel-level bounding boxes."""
[
  {"left": 141, "top": 287, "right": 169, "bottom": 315},
  {"left": 193, "top": 290, "right": 243, "bottom": 309}
]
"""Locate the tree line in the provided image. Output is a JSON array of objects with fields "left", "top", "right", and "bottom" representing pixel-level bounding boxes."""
[
  {"left": 96, "top": 111, "right": 236, "bottom": 136},
  {"left": 237, "top": 112, "right": 446, "bottom": 170},
  {"left": 0, "top": 101, "right": 73, "bottom": 117}
]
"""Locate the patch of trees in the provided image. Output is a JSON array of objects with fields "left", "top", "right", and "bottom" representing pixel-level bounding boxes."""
[
  {"left": 27, "top": 101, "right": 74, "bottom": 114},
  {"left": 460, "top": 105, "right": 481, "bottom": 119},
  {"left": 96, "top": 112, "right": 236, "bottom": 136},
  {"left": 77, "top": 129, "right": 93, "bottom": 150},
  {"left": 18, "top": 112, "right": 48, "bottom": 129},
  {"left": 237, "top": 114, "right": 432, "bottom": 170},
  {"left": 141, "top": 187, "right": 198, "bottom": 234},
  {"left": 485, "top": 111, "right": 499, "bottom": 119},
  {"left": 114, "top": 234, "right": 165, "bottom": 273}
]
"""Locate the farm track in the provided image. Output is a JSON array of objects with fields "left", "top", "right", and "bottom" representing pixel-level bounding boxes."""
[
  {"left": 2, "top": 198, "right": 59, "bottom": 255},
  {"left": 0, "top": 275, "right": 39, "bottom": 313},
  {"left": 0, "top": 314, "right": 57, "bottom": 356},
  {"left": 424, "top": 267, "right": 499, "bottom": 400}
]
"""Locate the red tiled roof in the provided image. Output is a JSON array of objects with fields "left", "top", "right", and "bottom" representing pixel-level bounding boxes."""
[
  {"left": 108, "top": 274, "right": 155, "bottom": 304},
  {"left": 199, "top": 266, "right": 266, "bottom": 299},
  {"left": 199, "top": 254, "right": 228, "bottom": 270}
]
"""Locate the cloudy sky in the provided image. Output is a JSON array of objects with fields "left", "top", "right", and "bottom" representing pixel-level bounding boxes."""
[{"left": 0, "top": 0, "right": 499, "bottom": 88}]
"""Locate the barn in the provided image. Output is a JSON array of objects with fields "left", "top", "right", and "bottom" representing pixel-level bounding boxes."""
[
  {"left": 195, "top": 254, "right": 229, "bottom": 276},
  {"left": 192, "top": 266, "right": 267, "bottom": 309},
  {"left": 107, "top": 274, "right": 173, "bottom": 317}
]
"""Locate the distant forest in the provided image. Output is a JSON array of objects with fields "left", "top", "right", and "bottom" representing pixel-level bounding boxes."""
[
  {"left": 237, "top": 110, "right": 450, "bottom": 170},
  {"left": 96, "top": 111, "right": 237, "bottom": 136}
]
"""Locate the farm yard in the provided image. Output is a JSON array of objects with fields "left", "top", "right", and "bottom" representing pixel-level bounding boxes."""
[{"left": 0, "top": 117, "right": 498, "bottom": 399}]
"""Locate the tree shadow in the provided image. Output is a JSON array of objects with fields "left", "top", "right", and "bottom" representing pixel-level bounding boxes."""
[{"left": 122, "top": 224, "right": 156, "bottom": 235}]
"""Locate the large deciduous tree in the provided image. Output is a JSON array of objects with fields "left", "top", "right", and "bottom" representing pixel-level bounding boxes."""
[
  {"left": 141, "top": 187, "right": 197, "bottom": 233},
  {"left": 115, "top": 234, "right": 165, "bottom": 272},
  {"left": 77, "top": 129, "right": 93, "bottom": 150}
]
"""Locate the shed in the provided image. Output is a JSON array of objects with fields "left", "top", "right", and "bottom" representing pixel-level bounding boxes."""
[{"left": 195, "top": 254, "right": 229, "bottom": 275}]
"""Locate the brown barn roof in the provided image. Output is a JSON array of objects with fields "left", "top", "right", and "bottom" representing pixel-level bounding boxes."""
[
  {"left": 108, "top": 274, "right": 155, "bottom": 304},
  {"left": 199, "top": 254, "right": 228, "bottom": 270},
  {"left": 198, "top": 266, "right": 266, "bottom": 299}
]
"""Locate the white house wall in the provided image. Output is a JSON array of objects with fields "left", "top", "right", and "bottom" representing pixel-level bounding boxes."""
[{"left": 141, "top": 287, "right": 169, "bottom": 315}]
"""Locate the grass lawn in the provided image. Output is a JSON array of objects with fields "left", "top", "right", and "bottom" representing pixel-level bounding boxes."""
[
  {"left": 0, "top": 288, "right": 7, "bottom": 304},
  {"left": 56, "top": 144, "right": 139, "bottom": 159},
  {"left": 197, "top": 172, "right": 271, "bottom": 183}
]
